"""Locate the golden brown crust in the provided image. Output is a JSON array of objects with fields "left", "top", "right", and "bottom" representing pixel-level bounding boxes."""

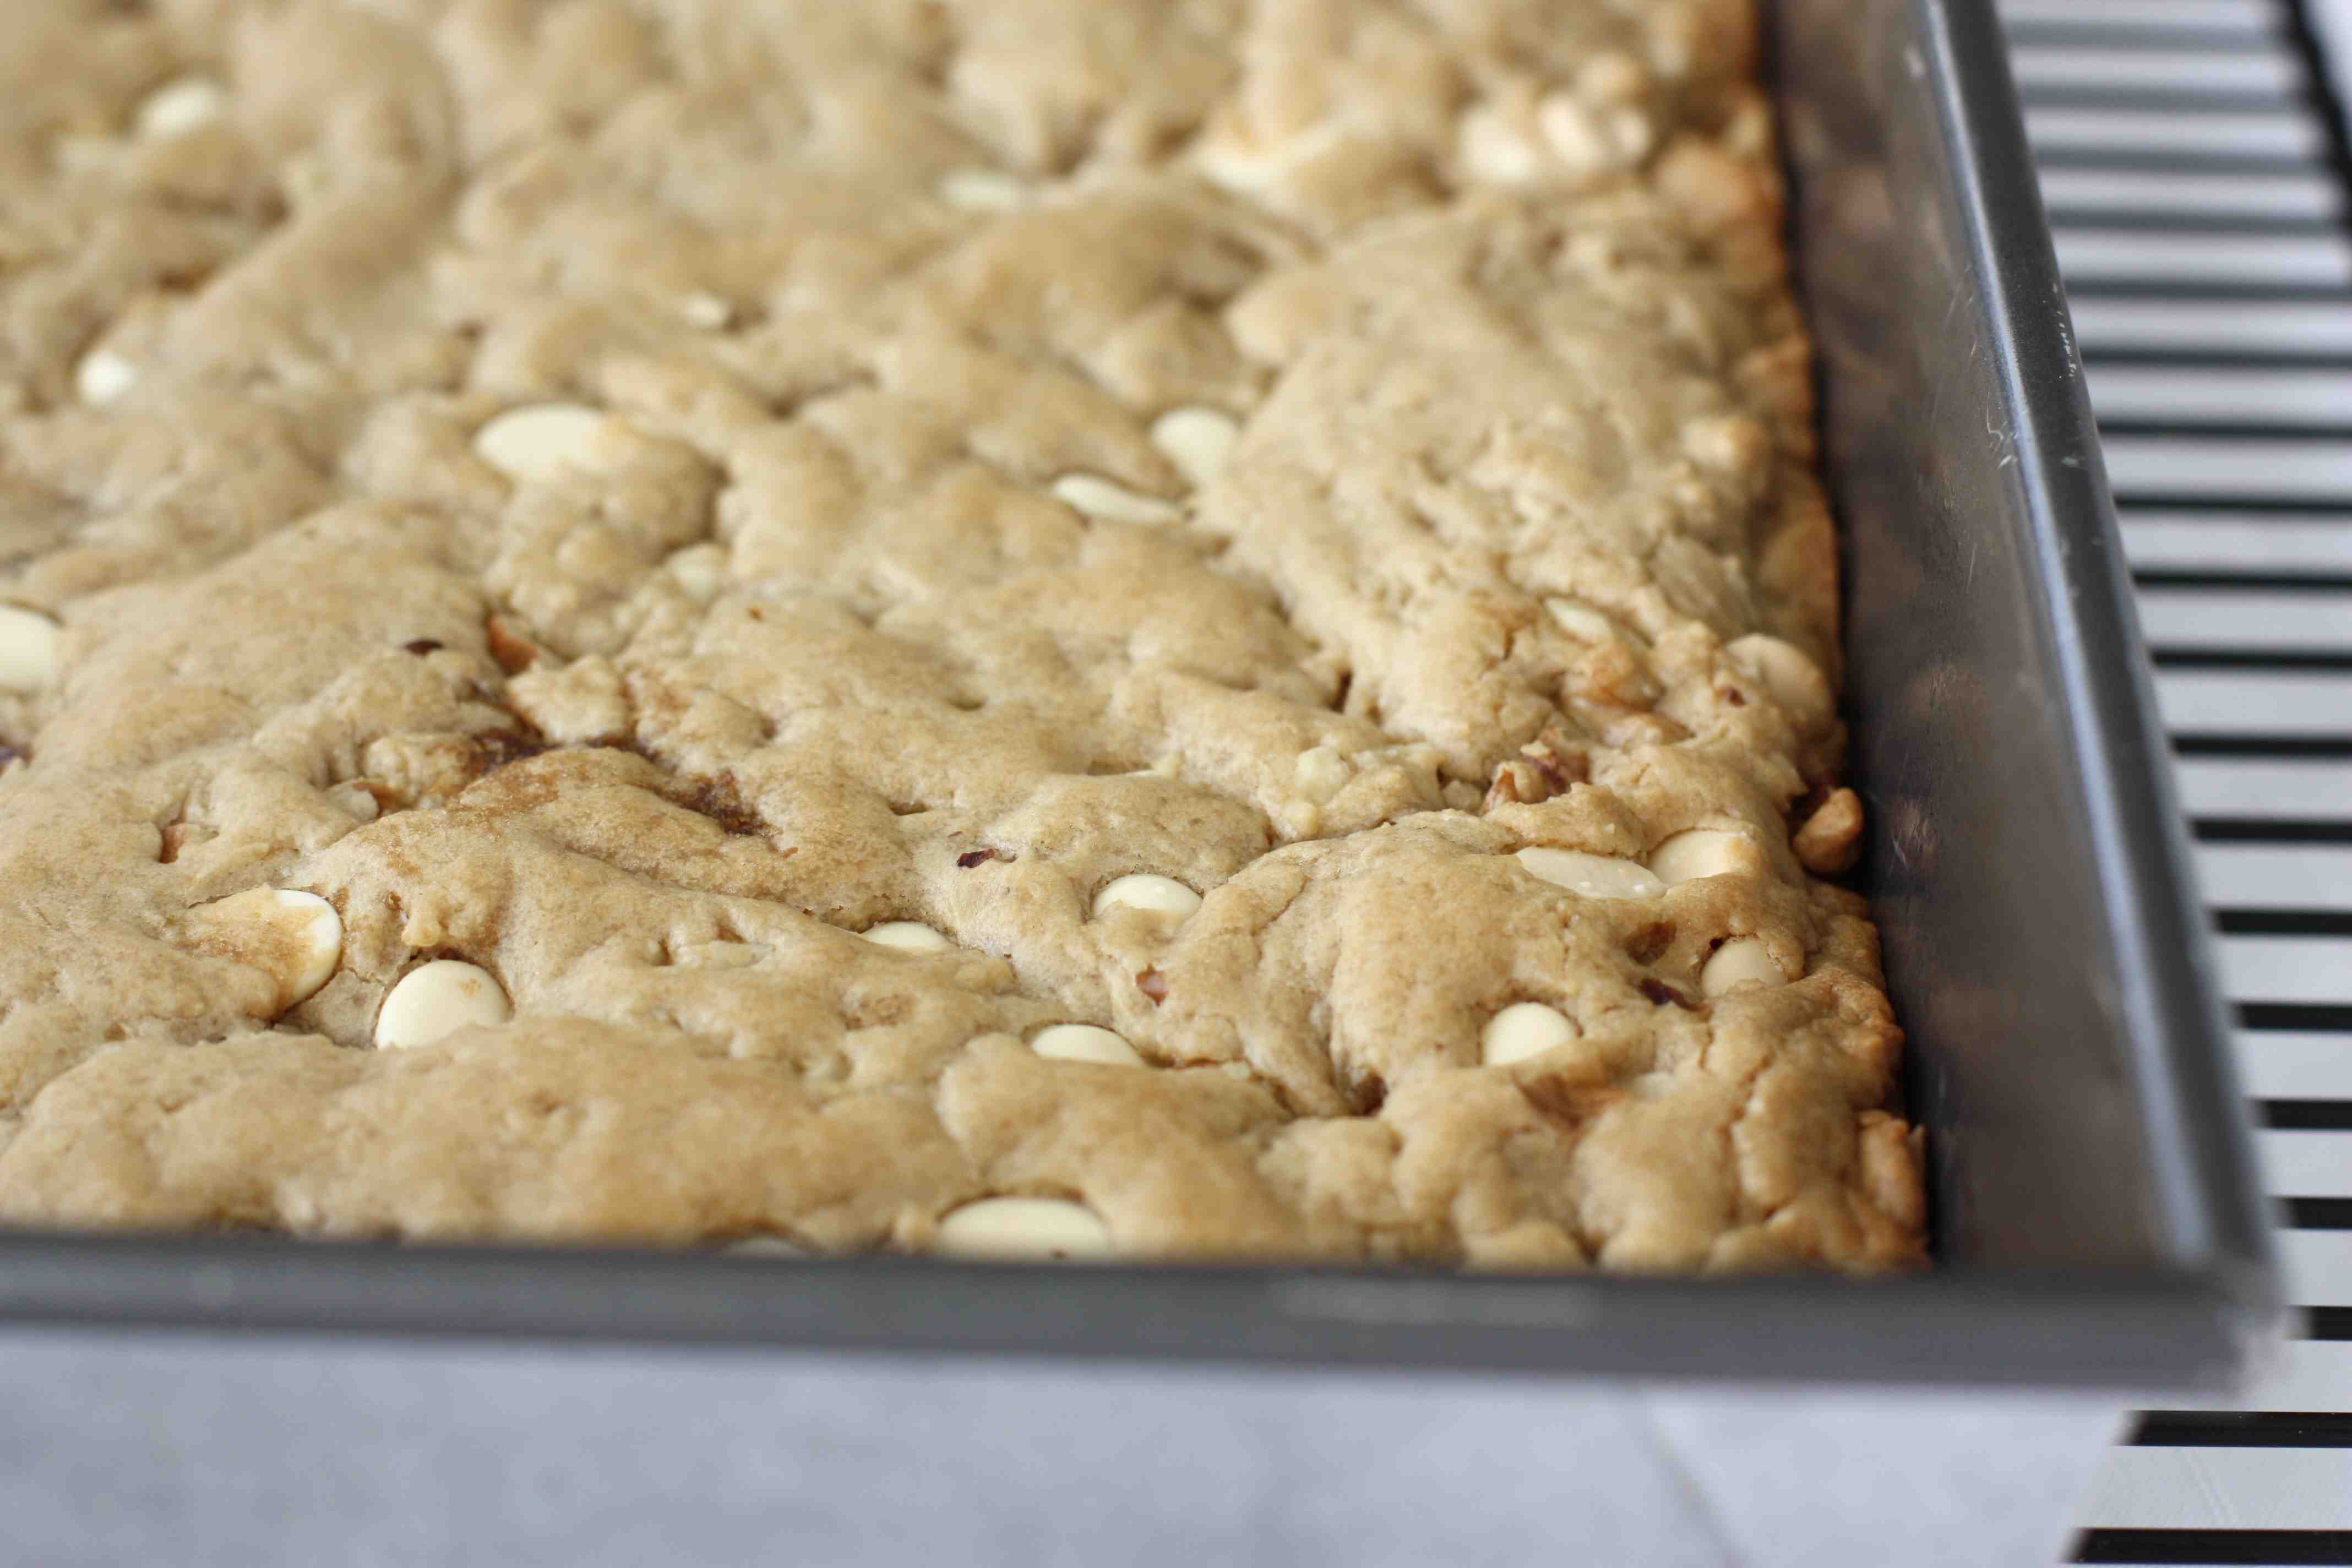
[{"left": 0, "top": 0, "right": 1922, "bottom": 1272}]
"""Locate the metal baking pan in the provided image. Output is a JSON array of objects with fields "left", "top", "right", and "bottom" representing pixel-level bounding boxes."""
[{"left": 0, "top": 0, "right": 2280, "bottom": 1386}]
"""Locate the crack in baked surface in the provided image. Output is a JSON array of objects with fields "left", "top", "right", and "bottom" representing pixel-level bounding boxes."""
[{"left": 0, "top": 0, "right": 1923, "bottom": 1271}]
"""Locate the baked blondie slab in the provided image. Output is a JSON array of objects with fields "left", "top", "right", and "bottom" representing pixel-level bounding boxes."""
[{"left": 0, "top": 0, "right": 1924, "bottom": 1271}]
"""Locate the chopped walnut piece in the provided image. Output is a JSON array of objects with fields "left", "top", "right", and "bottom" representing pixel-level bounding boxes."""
[
  {"left": 1638, "top": 977, "right": 1696, "bottom": 1010},
  {"left": 472, "top": 729, "right": 553, "bottom": 774},
  {"left": 1136, "top": 968, "right": 1169, "bottom": 1004},
  {"left": 1793, "top": 786, "right": 1865, "bottom": 876},
  {"left": 1517, "top": 1071, "right": 1624, "bottom": 1125},
  {"left": 1570, "top": 640, "right": 1658, "bottom": 709},
  {"left": 1482, "top": 728, "right": 1589, "bottom": 810},
  {"left": 1484, "top": 758, "right": 1544, "bottom": 811},
  {"left": 485, "top": 616, "right": 546, "bottom": 676},
  {"left": 158, "top": 819, "right": 213, "bottom": 863},
  {"left": 1524, "top": 729, "right": 1587, "bottom": 784}
]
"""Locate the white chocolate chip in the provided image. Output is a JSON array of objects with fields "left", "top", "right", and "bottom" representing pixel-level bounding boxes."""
[
  {"left": 1482, "top": 1001, "right": 1577, "bottom": 1066},
  {"left": 1648, "top": 829, "right": 1757, "bottom": 885},
  {"left": 1683, "top": 413, "right": 1768, "bottom": 476},
  {"left": 1460, "top": 105, "right": 1542, "bottom": 184},
  {"left": 0, "top": 605, "right": 60, "bottom": 693},
  {"left": 75, "top": 349, "right": 138, "bottom": 407},
  {"left": 678, "top": 291, "right": 734, "bottom": 330},
  {"left": 1515, "top": 847, "right": 1664, "bottom": 900},
  {"left": 1050, "top": 473, "right": 1182, "bottom": 526},
  {"left": 721, "top": 1237, "right": 806, "bottom": 1259},
  {"left": 1539, "top": 92, "right": 1651, "bottom": 173},
  {"left": 1605, "top": 105, "right": 1656, "bottom": 163},
  {"left": 1030, "top": 1023, "right": 1145, "bottom": 1067},
  {"left": 938, "top": 168, "right": 1030, "bottom": 212},
  {"left": 374, "top": 959, "right": 511, "bottom": 1050},
  {"left": 1195, "top": 122, "right": 1347, "bottom": 194},
  {"left": 1536, "top": 94, "right": 1611, "bottom": 173},
  {"left": 473, "top": 403, "right": 624, "bottom": 485},
  {"left": 135, "top": 76, "right": 228, "bottom": 140},
  {"left": 1092, "top": 874, "right": 1202, "bottom": 921},
  {"left": 862, "top": 921, "right": 953, "bottom": 953},
  {"left": 189, "top": 889, "right": 342, "bottom": 1009},
  {"left": 936, "top": 1197, "right": 1114, "bottom": 1261},
  {"left": 263, "top": 891, "right": 342, "bottom": 1001},
  {"left": 1726, "top": 634, "right": 1833, "bottom": 723},
  {"left": 1701, "top": 937, "right": 1785, "bottom": 998},
  {"left": 1150, "top": 406, "right": 1240, "bottom": 489},
  {"left": 668, "top": 543, "right": 729, "bottom": 603},
  {"left": 1544, "top": 597, "right": 1624, "bottom": 645},
  {"left": 1292, "top": 745, "right": 1351, "bottom": 805}
]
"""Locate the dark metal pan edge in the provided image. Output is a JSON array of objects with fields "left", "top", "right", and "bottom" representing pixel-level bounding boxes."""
[
  {"left": 1917, "top": 0, "right": 2279, "bottom": 1312},
  {"left": 0, "top": 1228, "right": 2260, "bottom": 1389}
]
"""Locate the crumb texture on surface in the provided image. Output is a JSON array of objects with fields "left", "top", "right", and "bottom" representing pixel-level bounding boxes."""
[{"left": 0, "top": 0, "right": 1923, "bottom": 1272}]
